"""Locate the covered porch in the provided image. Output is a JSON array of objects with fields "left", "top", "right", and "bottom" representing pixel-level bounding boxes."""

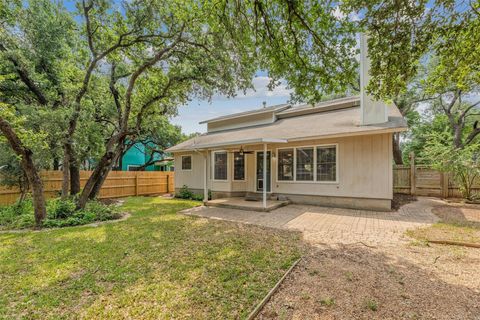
[
  {"left": 205, "top": 197, "right": 290, "bottom": 212},
  {"left": 194, "top": 138, "right": 288, "bottom": 211}
]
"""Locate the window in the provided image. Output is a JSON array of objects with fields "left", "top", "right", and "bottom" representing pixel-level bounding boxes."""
[
  {"left": 278, "top": 149, "right": 294, "bottom": 181},
  {"left": 214, "top": 152, "right": 227, "bottom": 180},
  {"left": 233, "top": 152, "right": 245, "bottom": 180},
  {"left": 317, "top": 146, "right": 337, "bottom": 182},
  {"left": 127, "top": 165, "right": 141, "bottom": 171},
  {"left": 296, "top": 147, "right": 314, "bottom": 181},
  {"left": 181, "top": 156, "right": 192, "bottom": 170}
]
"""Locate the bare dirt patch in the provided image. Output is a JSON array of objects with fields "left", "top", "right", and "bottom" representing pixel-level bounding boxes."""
[
  {"left": 258, "top": 243, "right": 480, "bottom": 320},
  {"left": 432, "top": 204, "right": 480, "bottom": 225},
  {"left": 408, "top": 203, "right": 480, "bottom": 245}
]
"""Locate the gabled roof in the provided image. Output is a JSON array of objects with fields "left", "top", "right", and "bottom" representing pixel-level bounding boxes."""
[
  {"left": 199, "top": 103, "right": 291, "bottom": 124},
  {"left": 167, "top": 97, "right": 407, "bottom": 152}
]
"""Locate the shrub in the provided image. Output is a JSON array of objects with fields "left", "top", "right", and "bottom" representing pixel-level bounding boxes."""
[
  {"left": 0, "top": 197, "right": 120, "bottom": 230},
  {"left": 178, "top": 185, "right": 194, "bottom": 199},
  {"left": 47, "top": 198, "right": 77, "bottom": 219},
  {"left": 191, "top": 194, "right": 204, "bottom": 201}
]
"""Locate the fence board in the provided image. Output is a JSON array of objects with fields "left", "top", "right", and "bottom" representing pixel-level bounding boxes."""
[
  {"left": 393, "top": 166, "right": 480, "bottom": 198},
  {"left": 0, "top": 171, "right": 174, "bottom": 205}
]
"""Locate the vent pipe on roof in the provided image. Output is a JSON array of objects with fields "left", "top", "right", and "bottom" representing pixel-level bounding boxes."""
[
  {"left": 262, "top": 101, "right": 266, "bottom": 108},
  {"left": 360, "top": 33, "right": 388, "bottom": 125}
]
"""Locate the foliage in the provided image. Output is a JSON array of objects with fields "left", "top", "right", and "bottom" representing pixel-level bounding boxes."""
[
  {"left": 176, "top": 185, "right": 208, "bottom": 201},
  {"left": 177, "top": 185, "right": 194, "bottom": 200},
  {"left": 423, "top": 132, "right": 480, "bottom": 201},
  {"left": 0, "top": 197, "right": 120, "bottom": 230},
  {"left": 0, "top": 197, "right": 301, "bottom": 318}
]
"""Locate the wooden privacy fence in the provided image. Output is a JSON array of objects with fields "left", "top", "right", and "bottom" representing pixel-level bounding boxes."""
[
  {"left": 393, "top": 165, "right": 480, "bottom": 198},
  {"left": 0, "top": 170, "right": 175, "bottom": 205}
]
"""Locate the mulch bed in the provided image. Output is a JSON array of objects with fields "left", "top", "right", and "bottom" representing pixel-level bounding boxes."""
[{"left": 392, "top": 193, "right": 417, "bottom": 211}]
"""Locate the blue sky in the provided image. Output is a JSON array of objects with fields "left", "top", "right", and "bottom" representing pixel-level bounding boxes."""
[{"left": 171, "top": 76, "right": 292, "bottom": 134}]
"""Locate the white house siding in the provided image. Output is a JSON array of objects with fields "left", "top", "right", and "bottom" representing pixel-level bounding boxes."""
[{"left": 174, "top": 132, "right": 393, "bottom": 203}]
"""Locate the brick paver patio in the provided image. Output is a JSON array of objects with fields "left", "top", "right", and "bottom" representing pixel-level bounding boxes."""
[{"left": 181, "top": 197, "right": 441, "bottom": 246}]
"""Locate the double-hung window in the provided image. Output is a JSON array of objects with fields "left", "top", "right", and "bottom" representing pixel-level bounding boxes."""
[
  {"left": 316, "top": 146, "right": 337, "bottom": 182},
  {"left": 278, "top": 149, "right": 294, "bottom": 181},
  {"left": 296, "top": 147, "right": 314, "bottom": 181},
  {"left": 181, "top": 155, "right": 192, "bottom": 170},
  {"left": 214, "top": 152, "right": 228, "bottom": 180}
]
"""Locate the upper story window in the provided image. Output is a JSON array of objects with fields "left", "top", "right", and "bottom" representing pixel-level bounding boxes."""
[
  {"left": 317, "top": 146, "right": 337, "bottom": 182},
  {"left": 233, "top": 152, "right": 245, "bottom": 181},
  {"left": 278, "top": 149, "right": 294, "bottom": 181},
  {"left": 296, "top": 147, "right": 314, "bottom": 181},
  {"left": 214, "top": 152, "right": 228, "bottom": 180},
  {"left": 181, "top": 155, "right": 192, "bottom": 170}
]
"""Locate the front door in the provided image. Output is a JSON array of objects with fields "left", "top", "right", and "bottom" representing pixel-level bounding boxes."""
[{"left": 256, "top": 151, "right": 271, "bottom": 192}]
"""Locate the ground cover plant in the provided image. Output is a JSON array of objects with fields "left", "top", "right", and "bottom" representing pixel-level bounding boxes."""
[
  {"left": 0, "top": 197, "right": 301, "bottom": 319},
  {"left": 0, "top": 197, "right": 120, "bottom": 230}
]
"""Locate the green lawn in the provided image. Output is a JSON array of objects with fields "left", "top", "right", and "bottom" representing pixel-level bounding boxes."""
[{"left": 0, "top": 197, "right": 301, "bottom": 319}]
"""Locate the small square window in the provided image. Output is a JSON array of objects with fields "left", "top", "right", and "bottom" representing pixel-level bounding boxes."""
[{"left": 181, "top": 156, "right": 192, "bottom": 170}]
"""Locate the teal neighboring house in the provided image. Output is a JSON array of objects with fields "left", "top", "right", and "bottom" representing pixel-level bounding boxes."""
[{"left": 120, "top": 142, "right": 174, "bottom": 171}]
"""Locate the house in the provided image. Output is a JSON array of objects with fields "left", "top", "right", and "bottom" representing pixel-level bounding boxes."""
[
  {"left": 166, "top": 35, "right": 407, "bottom": 210},
  {"left": 117, "top": 142, "right": 174, "bottom": 171}
]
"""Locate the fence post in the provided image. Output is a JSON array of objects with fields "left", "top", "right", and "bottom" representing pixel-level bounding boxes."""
[
  {"left": 441, "top": 172, "right": 449, "bottom": 198},
  {"left": 135, "top": 174, "right": 139, "bottom": 196},
  {"left": 409, "top": 152, "right": 415, "bottom": 195},
  {"left": 166, "top": 174, "right": 169, "bottom": 193}
]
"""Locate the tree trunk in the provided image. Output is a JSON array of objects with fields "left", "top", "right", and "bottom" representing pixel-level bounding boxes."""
[
  {"left": 0, "top": 117, "right": 46, "bottom": 226},
  {"left": 89, "top": 146, "right": 123, "bottom": 200},
  {"left": 77, "top": 136, "right": 125, "bottom": 209},
  {"left": 61, "top": 144, "right": 70, "bottom": 199},
  {"left": 392, "top": 133, "right": 403, "bottom": 165},
  {"left": 70, "top": 159, "right": 81, "bottom": 195},
  {"left": 53, "top": 157, "right": 60, "bottom": 170},
  {"left": 453, "top": 125, "right": 463, "bottom": 149}
]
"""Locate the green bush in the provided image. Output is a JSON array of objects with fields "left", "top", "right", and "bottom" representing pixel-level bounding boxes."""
[
  {"left": 177, "top": 185, "right": 194, "bottom": 199},
  {"left": 0, "top": 197, "right": 121, "bottom": 230},
  {"left": 191, "top": 194, "right": 204, "bottom": 201},
  {"left": 176, "top": 185, "right": 206, "bottom": 201},
  {"left": 47, "top": 198, "right": 77, "bottom": 219}
]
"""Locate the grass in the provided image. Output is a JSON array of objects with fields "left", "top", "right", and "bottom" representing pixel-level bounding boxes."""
[
  {"left": 365, "top": 299, "right": 378, "bottom": 311},
  {"left": 0, "top": 197, "right": 301, "bottom": 319}
]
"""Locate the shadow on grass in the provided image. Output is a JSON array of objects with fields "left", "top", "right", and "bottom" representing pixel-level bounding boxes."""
[{"left": 0, "top": 197, "right": 301, "bottom": 319}]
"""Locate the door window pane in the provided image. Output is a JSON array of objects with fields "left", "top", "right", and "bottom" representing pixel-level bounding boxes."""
[
  {"left": 214, "top": 152, "right": 227, "bottom": 180},
  {"left": 233, "top": 152, "right": 245, "bottom": 180},
  {"left": 296, "top": 147, "right": 314, "bottom": 181},
  {"left": 278, "top": 149, "right": 294, "bottom": 181},
  {"left": 317, "top": 146, "right": 336, "bottom": 181}
]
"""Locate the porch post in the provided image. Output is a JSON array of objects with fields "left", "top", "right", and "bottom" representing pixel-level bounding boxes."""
[
  {"left": 203, "top": 151, "right": 208, "bottom": 204},
  {"left": 263, "top": 143, "right": 267, "bottom": 209}
]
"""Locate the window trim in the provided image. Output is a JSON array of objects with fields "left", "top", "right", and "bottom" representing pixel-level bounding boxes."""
[
  {"left": 181, "top": 155, "right": 192, "bottom": 171},
  {"left": 232, "top": 151, "right": 247, "bottom": 182},
  {"left": 212, "top": 150, "right": 229, "bottom": 181},
  {"left": 275, "top": 143, "right": 338, "bottom": 184}
]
